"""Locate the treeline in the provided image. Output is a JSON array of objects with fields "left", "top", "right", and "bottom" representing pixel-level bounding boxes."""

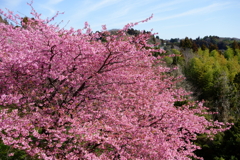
[
  {"left": 162, "top": 38, "right": 240, "bottom": 122},
  {"left": 125, "top": 30, "right": 240, "bottom": 159},
  {"left": 122, "top": 29, "right": 240, "bottom": 159},
  {"left": 169, "top": 36, "right": 240, "bottom": 52},
  {"left": 126, "top": 28, "right": 161, "bottom": 44},
  {"left": 160, "top": 37, "right": 240, "bottom": 160}
]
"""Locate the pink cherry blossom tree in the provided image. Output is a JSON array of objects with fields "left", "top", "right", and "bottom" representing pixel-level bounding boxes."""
[{"left": 0, "top": 2, "right": 231, "bottom": 160}]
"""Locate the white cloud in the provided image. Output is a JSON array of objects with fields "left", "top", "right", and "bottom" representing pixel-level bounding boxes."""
[
  {"left": 153, "top": 2, "right": 231, "bottom": 22},
  {"left": 85, "top": 0, "right": 121, "bottom": 13},
  {"left": 39, "top": 4, "right": 56, "bottom": 15},
  {"left": 37, "top": 0, "right": 65, "bottom": 18},
  {"left": 68, "top": 0, "right": 122, "bottom": 25},
  {"left": 100, "top": 0, "right": 188, "bottom": 26},
  {"left": 48, "top": 0, "right": 64, "bottom": 5},
  {"left": 163, "top": 23, "right": 195, "bottom": 29},
  {"left": 150, "top": 0, "right": 190, "bottom": 11},
  {"left": 2, "top": 0, "right": 25, "bottom": 9},
  {"left": 109, "top": 7, "right": 130, "bottom": 19}
]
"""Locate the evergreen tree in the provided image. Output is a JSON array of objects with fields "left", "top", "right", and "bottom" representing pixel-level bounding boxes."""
[
  {"left": 209, "top": 43, "right": 219, "bottom": 52},
  {"left": 201, "top": 44, "right": 207, "bottom": 51},
  {"left": 192, "top": 41, "right": 199, "bottom": 52},
  {"left": 232, "top": 40, "right": 240, "bottom": 50},
  {"left": 184, "top": 37, "right": 193, "bottom": 48}
]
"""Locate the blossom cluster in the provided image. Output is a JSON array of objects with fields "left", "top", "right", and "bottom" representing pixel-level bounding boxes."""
[{"left": 0, "top": 2, "right": 231, "bottom": 160}]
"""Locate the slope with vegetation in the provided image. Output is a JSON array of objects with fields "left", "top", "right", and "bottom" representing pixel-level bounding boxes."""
[
  {"left": 161, "top": 36, "right": 240, "bottom": 160},
  {"left": 0, "top": 3, "right": 233, "bottom": 160}
]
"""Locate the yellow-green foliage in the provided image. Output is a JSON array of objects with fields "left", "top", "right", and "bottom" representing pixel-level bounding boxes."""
[
  {"left": 186, "top": 48, "right": 240, "bottom": 100},
  {"left": 163, "top": 56, "right": 173, "bottom": 65},
  {"left": 224, "top": 47, "right": 235, "bottom": 60},
  {"left": 188, "top": 48, "right": 240, "bottom": 82}
]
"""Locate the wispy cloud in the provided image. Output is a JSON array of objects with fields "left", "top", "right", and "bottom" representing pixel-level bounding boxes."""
[
  {"left": 153, "top": 2, "right": 231, "bottom": 22},
  {"left": 0, "top": 0, "right": 239, "bottom": 39},
  {"left": 37, "top": 0, "right": 65, "bottom": 18},
  {"left": 163, "top": 23, "right": 195, "bottom": 29},
  {"left": 147, "top": 0, "right": 190, "bottom": 13},
  {"left": 108, "top": 6, "right": 131, "bottom": 19},
  {"left": 101, "top": 0, "right": 189, "bottom": 27},
  {"left": 39, "top": 4, "right": 56, "bottom": 15},
  {"left": 2, "top": 0, "right": 26, "bottom": 9},
  {"left": 69, "top": 0, "right": 122, "bottom": 26},
  {"left": 89, "top": 0, "right": 120, "bottom": 12},
  {"left": 48, "top": 0, "right": 65, "bottom": 5}
]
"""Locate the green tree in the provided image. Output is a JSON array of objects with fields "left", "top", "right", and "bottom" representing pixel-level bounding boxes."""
[
  {"left": 234, "top": 72, "right": 240, "bottom": 88},
  {"left": 184, "top": 37, "right": 193, "bottom": 48},
  {"left": 194, "top": 119, "right": 240, "bottom": 160},
  {"left": 224, "top": 47, "right": 235, "bottom": 60},
  {"left": 171, "top": 49, "right": 184, "bottom": 65},
  {"left": 220, "top": 119, "right": 240, "bottom": 159},
  {"left": 209, "top": 43, "right": 219, "bottom": 52},
  {"left": 201, "top": 44, "right": 207, "bottom": 50},
  {"left": 192, "top": 41, "right": 198, "bottom": 52},
  {"left": 180, "top": 39, "right": 185, "bottom": 49},
  {"left": 232, "top": 40, "right": 240, "bottom": 51}
]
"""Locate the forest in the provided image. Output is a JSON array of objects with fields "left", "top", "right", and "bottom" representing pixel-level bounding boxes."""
[
  {"left": 0, "top": 9, "right": 240, "bottom": 160},
  {"left": 157, "top": 36, "right": 240, "bottom": 160},
  {"left": 126, "top": 28, "right": 240, "bottom": 159}
]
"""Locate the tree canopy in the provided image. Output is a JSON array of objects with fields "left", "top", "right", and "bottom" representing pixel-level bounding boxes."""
[{"left": 0, "top": 2, "right": 232, "bottom": 160}]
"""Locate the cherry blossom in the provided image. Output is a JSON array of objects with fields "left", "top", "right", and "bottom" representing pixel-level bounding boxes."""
[{"left": 0, "top": 2, "right": 231, "bottom": 160}]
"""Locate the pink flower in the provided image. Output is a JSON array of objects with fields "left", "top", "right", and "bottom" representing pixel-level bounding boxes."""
[
  {"left": 8, "top": 153, "right": 14, "bottom": 156},
  {"left": 102, "top": 25, "right": 107, "bottom": 31}
]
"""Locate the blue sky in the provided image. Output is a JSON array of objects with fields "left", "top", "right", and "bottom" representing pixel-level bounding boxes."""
[{"left": 0, "top": 0, "right": 239, "bottom": 39}]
